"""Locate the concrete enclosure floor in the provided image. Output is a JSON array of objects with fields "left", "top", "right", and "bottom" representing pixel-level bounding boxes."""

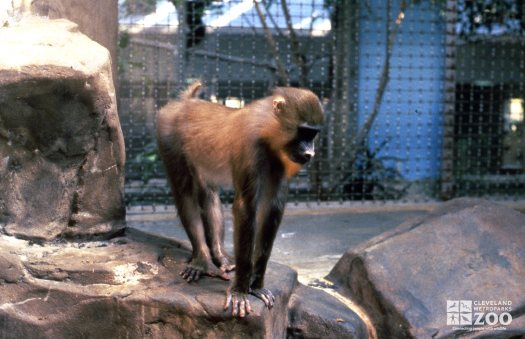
[{"left": 126, "top": 203, "right": 434, "bottom": 284}]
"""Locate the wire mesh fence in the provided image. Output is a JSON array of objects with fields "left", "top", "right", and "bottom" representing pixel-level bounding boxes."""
[{"left": 118, "top": 0, "right": 525, "bottom": 208}]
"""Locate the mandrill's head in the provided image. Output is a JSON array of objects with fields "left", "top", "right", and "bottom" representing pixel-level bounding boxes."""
[
  {"left": 273, "top": 87, "right": 323, "bottom": 163},
  {"left": 265, "top": 87, "right": 323, "bottom": 176}
]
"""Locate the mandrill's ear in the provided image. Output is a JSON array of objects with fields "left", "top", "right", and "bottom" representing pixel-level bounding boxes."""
[{"left": 272, "top": 96, "right": 286, "bottom": 114}]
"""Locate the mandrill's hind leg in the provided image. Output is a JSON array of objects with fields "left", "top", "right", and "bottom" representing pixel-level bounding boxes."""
[
  {"left": 199, "top": 187, "right": 235, "bottom": 274},
  {"left": 175, "top": 193, "right": 228, "bottom": 282},
  {"left": 161, "top": 149, "right": 229, "bottom": 282}
]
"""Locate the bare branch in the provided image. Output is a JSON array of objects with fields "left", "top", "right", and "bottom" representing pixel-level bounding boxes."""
[
  {"left": 254, "top": 0, "right": 290, "bottom": 85},
  {"left": 329, "top": 0, "right": 408, "bottom": 192},
  {"left": 280, "top": 0, "right": 309, "bottom": 86},
  {"left": 130, "top": 37, "right": 177, "bottom": 51},
  {"left": 191, "top": 50, "right": 277, "bottom": 70},
  {"left": 261, "top": 0, "right": 285, "bottom": 37},
  {"left": 353, "top": 0, "right": 406, "bottom": 148},
  {"left": 307, "top": 53, "right": 331, "bottom": 67},
  {"left": 130, "top": 38, "right": 277, "bottom": 70}
]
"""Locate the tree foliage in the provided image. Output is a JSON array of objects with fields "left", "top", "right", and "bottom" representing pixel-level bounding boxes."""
[{"left": 458, "top": 0, "right": 525, "bottom": 39}]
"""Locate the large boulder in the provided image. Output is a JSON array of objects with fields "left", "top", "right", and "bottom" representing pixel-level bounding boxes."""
[
  {"left": 327, "top": 198, "right": 525, "bottom": 338},
  {"left": 0, "top": 17, "right": 125, "bottom": 241},
  {"left": 0, "top": 230, "right": 292, "bottom": 338},
  {"left": 0, "top": 227, "right": 355, "bottom": 338},
  {"left": 287, "top": 283, "right": 369, "bottom": 338}
]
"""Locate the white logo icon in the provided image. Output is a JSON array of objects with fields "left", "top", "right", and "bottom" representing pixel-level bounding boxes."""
[
  {"left": 447, "top": 300, "right": 472, "bottom": 325},
  {"left": 447, "top": 312, "right": 460, "bottom": 325},
  {"left": 460, "top": 300, "right": 472, "bottom": 312},
  {"left": 447, "top": 300, "right": 459, "bottom": 312}
]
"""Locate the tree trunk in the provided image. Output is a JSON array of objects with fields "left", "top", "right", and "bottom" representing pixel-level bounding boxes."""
[{"left": 316, "top": 0, "right": 359, "bottom": 199}]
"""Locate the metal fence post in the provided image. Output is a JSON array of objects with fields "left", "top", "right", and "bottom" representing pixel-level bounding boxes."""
[{"left": 441, "top": 0, "right": 457, "bottom": 200}]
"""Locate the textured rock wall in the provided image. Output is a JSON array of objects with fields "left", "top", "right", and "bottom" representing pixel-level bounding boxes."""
[
  {"left": 1, "top": 0, "right": 118, "bottom": 88},
  {"left": 0, "top": 17, "right": 125, "bottom": 241},
  {"left": 30, "top": 0, "right": 119, "bottom": 88},
  {"left": 328, "top": 199, "right": 525, "bottom": 339},
  {"left": 0, "top": 228, "right": 366, "bottom": 338}
]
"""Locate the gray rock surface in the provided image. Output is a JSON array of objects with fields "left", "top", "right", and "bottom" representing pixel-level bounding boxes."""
[
  {"left": 29, "top": 0, "right": 119, "bottom": 87},
  {"left": 288, "top": 284, "right": 368, "bottom": 338},
  {"left": 327, "top": 198, "right": 525, "bottom": 339},
  {"left": 0, "top": 17, "right": 125, "bottom": 241},
  {"left": 0, "top": 228, "right": 366, "bottom": 338}
]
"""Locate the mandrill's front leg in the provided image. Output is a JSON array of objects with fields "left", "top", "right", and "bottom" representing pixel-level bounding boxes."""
[
  {"left": 223, "top": 162, "right": 287, "bottom": 317},
  {"left": 249, "top": 175, "right": 287, "bottom": 309},
  {"left": 223, "top": 170, "right": 258, "bottom": 318}
]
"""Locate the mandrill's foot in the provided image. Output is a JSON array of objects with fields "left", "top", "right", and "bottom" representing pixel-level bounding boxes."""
[
  {"left": 250, "top": 287, "right": 275, "bottom": 309},
  {"left": 223, "top": 286, "right": 252, "bottom": 318},
  {"left": 180, "top": 256, "right": 230, "bottom": 282},
  {"left": 213, "top": 253, "right": 235, "bottom": 274}
]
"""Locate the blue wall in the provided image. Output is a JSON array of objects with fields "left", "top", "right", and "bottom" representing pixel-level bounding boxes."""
[{"left": 358, "top": 0, "right": 446, "bottom": 181}]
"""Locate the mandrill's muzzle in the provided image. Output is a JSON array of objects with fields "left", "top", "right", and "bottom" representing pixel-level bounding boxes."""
[{"left": 303, "top": 147, "right": 315, "bottom": 161}]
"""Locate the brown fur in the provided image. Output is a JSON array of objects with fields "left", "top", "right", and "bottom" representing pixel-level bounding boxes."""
[{"left": 158, "top": 82, "right": 323, "bottom": 184}]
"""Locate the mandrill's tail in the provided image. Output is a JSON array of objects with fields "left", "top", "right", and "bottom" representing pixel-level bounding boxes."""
[{"left": 179, "top": 81, "right": 202, "bottom": 101}]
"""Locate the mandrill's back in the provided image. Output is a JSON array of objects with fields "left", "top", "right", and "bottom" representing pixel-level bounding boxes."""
[{"left": 157, "top": 86, "right": 255, "bottom": 186}]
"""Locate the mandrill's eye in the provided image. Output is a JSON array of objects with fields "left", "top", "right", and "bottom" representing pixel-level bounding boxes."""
[{"left": 297, "top": 123, "right": 320, "bottom": 141}]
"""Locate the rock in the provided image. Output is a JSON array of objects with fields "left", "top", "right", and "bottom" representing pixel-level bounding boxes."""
[
  {"left": 29, "top": 0, "right": 119, "bottom": 88},
  {"left": 0, "top": 17, "right": 125, "bottom": 241},
  {"left": 327, "top": 198, "right": 525, "bottom": 339},
  {"left": 0, "top": 224, "right": 367, "bottom": 338},
  {"left": 287, "top": 283, "right": 369, "bottom": 338},
  {"left": 0, "top": 230, "right": 299, "bottom": 338}
]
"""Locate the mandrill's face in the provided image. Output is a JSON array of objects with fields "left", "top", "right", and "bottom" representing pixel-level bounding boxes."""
[{"left": 284, "top": 123, "right": 321, "bottom": 165}]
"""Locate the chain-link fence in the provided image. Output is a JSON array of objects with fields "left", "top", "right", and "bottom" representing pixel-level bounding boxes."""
[{"left": 118, "top": 0, "right": 525, "bottom": 208}]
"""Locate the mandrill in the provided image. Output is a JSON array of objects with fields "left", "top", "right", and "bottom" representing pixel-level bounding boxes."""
[{"left": 156, "top": 82, "right": 323, "bottom": 317}]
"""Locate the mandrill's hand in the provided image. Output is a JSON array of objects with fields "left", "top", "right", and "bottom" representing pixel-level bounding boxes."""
[
  {"left": 223, "top": 286, "right": 251, "bottom": 318},
  {"left": 250, "top": 287, "right": 275, "bottom": 309}
]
